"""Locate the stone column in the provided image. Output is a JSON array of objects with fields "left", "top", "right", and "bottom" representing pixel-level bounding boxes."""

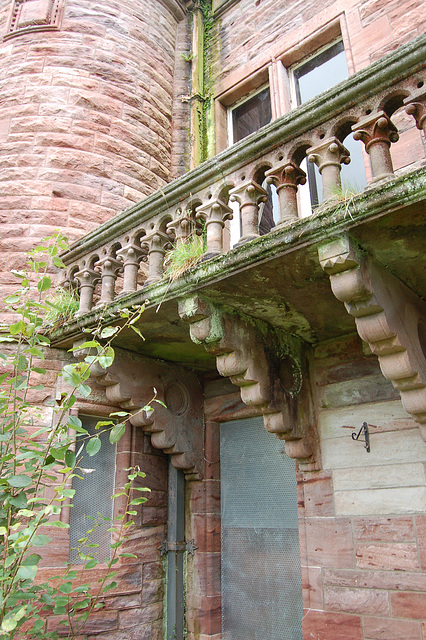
[
  {"left": 74, "top": 267, "right": 100, "bottom": 315},
  {"left": 352, "top": 111, "right": 399, "bottom": 182},
  {"left": 144, "top": 233, "right": 169, "bottom": 285},
  {"left": 265, "top": 161, "right": 306, "bottom": 224},
  {"left": 95, "top": 256, "right": 123, "bottom": 305},
  {"left": 404, "top": 90, "right": 426, "bottom": 138},
  {"left": 307, "top": 138, "right": 351, "bottom": 200},
  {"left": 196, "top": 198, "right": 233, "bottom": 258},
  {"left": 229, "top": 181, "right": 268, "bottom": 243},
  {"left": 116, "top": 244, "right": 146, "bottom": 295}
]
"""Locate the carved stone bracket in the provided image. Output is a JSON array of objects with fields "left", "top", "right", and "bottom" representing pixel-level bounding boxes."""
[
  {"left": 404, "top": 90, "right": 426, "bottom": 138},
  {"left": 178, "top": 296, "right": 320, "bottom": 470},
  {"left": 72, "top": 345, "right": 205, "bottom": 478},
  {"left": 318, "top": 235, "right": 426, "bottom": 440}
]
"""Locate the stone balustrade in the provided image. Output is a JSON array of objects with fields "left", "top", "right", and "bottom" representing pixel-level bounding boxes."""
[{"left": 61, "top": 36, "right": 426, "bottom": 316}]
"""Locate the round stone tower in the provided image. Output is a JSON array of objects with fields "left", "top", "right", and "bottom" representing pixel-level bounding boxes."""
[{"left": 0, "top": 0, "right": 188, "bottom": 299}]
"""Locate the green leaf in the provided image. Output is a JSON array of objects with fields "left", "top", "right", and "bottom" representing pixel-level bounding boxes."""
[
  {"left": 130, "top": 325, "right": 145, "bottom": 340},
  {"left": 98, "top": 345, "right": 115, "bottom": 369},
  {"left": 22, "top": 554, "right": 41, "bottom": 566},
  {"left": 130, "top": 497, "right": 148, "bottom": 505},
  {"left": 17, "top": 564, "right": 38, "bottom": 581},
  {"left": 119, "top": 553, "right": 137, "bottom": 558},
  {"left": 59, "top": 581, "right": 73, "bottom": 594},
  {"left": 10, "top": 320, "right": 26, "bottom": 335},
  {"left": 84, "top": 559, "right": 98, "bottom": 569},
  {"left": 100, "top": 326, "right": 119, "bottom": 338},
  {"left": 8, "top": 474, "right": 32, "bottom": 488},
  {"left": 86, "top": 437, "right": 101, "bottom": 457},
  {"left": 31, "top": 534, "right": 51, "bottom": 547},
  {"left": 65, "top": 449, "right": 76, "bottom": 468},
  {"left": 109, "top": 422, "right": 126, "bottom": 444},
  {"left": 37, "top": 275, "right": 51, "bottom": 292}
]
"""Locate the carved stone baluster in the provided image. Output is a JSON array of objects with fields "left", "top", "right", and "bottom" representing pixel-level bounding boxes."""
[
  {"left": 166, "top": 208, "right": 193, "bottom": 243},
  {"left": 229, "top": 181, "right": 267, "bottom": 243},
  {"left": 404, "top": 90, "right": 426, "bottom": 138},
  {"left": 95, "top": 256, "right": 123, "bottom": 305},
  {"left": 195, "top": 198, "right": 232, "bottom": 258},
  {"left": 352, "top": 111, "right": 399, "bottom": 182},
  {"left": 307, "top": 137, "right": 351, "bottom": 200},
  {"left": 144, "top": 232, "right": 169, "bottom": 285},
  {"left": 116, "top": 244, "right": 146, "bottom": 295},
  {"left": 265, "top": 161, "right": 306, "bottom": 224},
  {"left": 74, "top": 267, "right": 100, "bottom": 315}
]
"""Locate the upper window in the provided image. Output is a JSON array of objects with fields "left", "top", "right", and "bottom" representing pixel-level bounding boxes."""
[
  {"left": 229, "top": 87, "right": 272, "bottom": 145},
  {"left": 291, "top": 40, "right": 349, "bottom": 107},
  {"left": 290, "top": 40, "right": 367, "bottom": 207}
]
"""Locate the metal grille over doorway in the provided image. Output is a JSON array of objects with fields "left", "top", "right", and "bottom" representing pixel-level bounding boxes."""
[{"left": 220, "top": 417, "right": 303, "bottom": 640}]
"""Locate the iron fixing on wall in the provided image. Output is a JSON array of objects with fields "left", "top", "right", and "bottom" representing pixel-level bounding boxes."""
[{"left": 351, "top": 422, "right": 371, "bottom": 453}]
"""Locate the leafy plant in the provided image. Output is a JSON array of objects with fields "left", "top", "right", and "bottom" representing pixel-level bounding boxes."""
[
  {"left": 164, "top": 231, "right": 205, "bottom": 281},
  {"left": 0, "top": 233, "right": 153, "bottom": 639}
]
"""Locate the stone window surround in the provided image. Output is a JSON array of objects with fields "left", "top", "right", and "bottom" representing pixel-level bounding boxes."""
[
  {"left": 3, "top": 0, "right": 66, "bottom": 41},
  {"left": 214, "top": 13, "right": 354, "bottom": 153}
]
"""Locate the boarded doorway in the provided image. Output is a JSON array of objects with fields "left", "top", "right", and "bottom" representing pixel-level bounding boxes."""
[{"left": 220, "top": 417, "right": 303, "bottom": 640}]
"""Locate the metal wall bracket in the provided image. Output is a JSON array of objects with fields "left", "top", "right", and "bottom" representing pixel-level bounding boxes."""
[
  {"left": 351, "top": 422, "right": 371, "bottom": 453},
  {"left": 159, "top": 539, "right": 198, "bottom": 557}
]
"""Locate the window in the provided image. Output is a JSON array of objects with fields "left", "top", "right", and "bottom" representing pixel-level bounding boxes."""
[
  {"left": 69, "top": 415, "right": 117, "bottom": 564},
  {"left": 228, "top": 86, "right": 272, "bottom": 145},
  {"left": 291, "top": 40, "right": 367, "bottom": 207}
]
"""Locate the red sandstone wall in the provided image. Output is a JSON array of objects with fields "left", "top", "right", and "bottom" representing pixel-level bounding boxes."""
[
  {"left": 210, "top": 0, "right": 426, "bottom": 166},
  {"left": 0, "top": 0, "right": 189, "bottom": 281}
]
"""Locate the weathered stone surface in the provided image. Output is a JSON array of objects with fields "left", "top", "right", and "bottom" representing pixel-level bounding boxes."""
[
  {"left": 390, "top": 592, "right": 426, "bottom": 619},
  {"left": 302, "top": 610, "right": 363, "bottom": 640},
  {"left": 363, "top": 615, "right": 422, "bottom": 640},
  {"left": 356, "top": 543, "right": 420, "bottom": 571},
  {"left": 324, "top": 585, "right": 389, "bottom": 615}
]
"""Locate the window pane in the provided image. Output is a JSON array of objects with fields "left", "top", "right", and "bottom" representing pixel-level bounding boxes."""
[
  {"left": 294, "top": 41, "right": 348, "bottom": 104},
  {"left": 232, "top": 87, "right": 272, "bottom": 143},
  {"left": 69, "top": 415, "right": 116, "bottom": 564}
]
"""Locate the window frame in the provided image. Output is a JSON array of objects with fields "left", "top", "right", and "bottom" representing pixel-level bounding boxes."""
[{"left": 227, "top": 83, "right": 272, "bottom": 146}]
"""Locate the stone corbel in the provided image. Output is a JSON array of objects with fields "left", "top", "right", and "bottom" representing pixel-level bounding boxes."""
[
  {"left": 318, "top": 235, "right": 426, "bottom": 440},
  {"left": 72, "top": 345, "right": 204, "bottom": 478},
  {"left": 178, "top": 296, "right": 320, "bottom": 470}
]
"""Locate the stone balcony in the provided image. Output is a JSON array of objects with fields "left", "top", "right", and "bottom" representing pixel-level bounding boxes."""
[{"left": 52, "top": 36, "right": 426, "bottom": 463}]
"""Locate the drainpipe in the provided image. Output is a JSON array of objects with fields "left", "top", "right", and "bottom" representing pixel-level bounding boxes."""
[{"left": 189, "top": 1, "right": 205, "bottom": 168}]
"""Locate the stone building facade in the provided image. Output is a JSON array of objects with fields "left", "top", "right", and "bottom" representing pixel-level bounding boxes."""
[{"left": 0, "top": 1, "right": 425, "bottom": 639}]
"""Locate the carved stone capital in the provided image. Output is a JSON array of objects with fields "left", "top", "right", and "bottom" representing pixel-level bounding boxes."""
[
  {"left": 404, "top": 90, "right": 426, "bottom": 137},
  {"left": 95, "top": 256, "right": 123, "bottom": 305},
  {"left": 117, "top": 244, "right": 148, "bottom": 295},
  {"left": 73, "top": 345, "right": 204, "bottom": 478},
  {"left": 195, "top": 198, "right": 232, "bottom": 257},
  {"left": 307, "top": 137, "right": 350, "bottom": 199},
  {"left": 142, "top": 232, "right": 170, "bottom": 285},
  {"left": 319, "top": 236, "right": 426, "bottom": 440},
  {"left": 265, "top": 161, "right": 306, "bottom": 223},
  {"left": 229, "top": 181, "right": 268, "bottom": 243},
  {"left": 352, "top": 111, "right": 399, "bottom": 181},
  {"left": 166, "top": 209, "right": 194, "bottom": 242},
  {"left": 178, "top": 296, "right": 320, "bottom": 470},
  {"left": 74, "top": 267, "right": 101, "bottom": 315}
]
